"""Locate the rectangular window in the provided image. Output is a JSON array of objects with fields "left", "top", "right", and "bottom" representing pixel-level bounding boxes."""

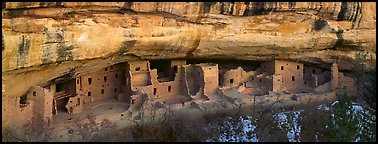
[
  {"left": 104, "top": 76, "right": 107, "bottom": 82},
  {"left": 292, "top": 76, "right": 295, "bottom": 81},
  {"left": 88, "top": 78, "right": 92, "bottom": 85},
  {"left": 105, "top": 68, "right": 107, "bottom": 71},
  {"left": 312, "top": 69, "right": 316, "bottom": 74},
  {"left": 168, "top": 86, "right": 171, "bottom": 92},
  {"left": 153, "top": 88, "right": 157, "bottom": 95},
  {"left": 33, "top": 91, "right": 36, "bottom": 96},
  {"left": 101, "top": 89, "right": 104, "bottom": 94},
  {"left": 281, "top": 66, "right": 284, "bottom": 70},
  {"left": 230, "top": 79, "right": 234, "bottom": 84},
  {"left": 115, "top": 74, "right": 118, "bottom": 78},
  {"left": 77, "top": 98, "right": 80, "bottom": 105},
  {"left": 297, "top": 65, "right": 300, "bottom": 69},
  {"left": 260, "top": 79, "right": 262, "bottom": 83},
  {"left": 77, "top": 79, "right": 79, "bottom": 84},
  {"left": 251, "top": 77, "right": 254, "bottom": 81},
  {"left": 88, "top": 92, "right": 91, "bottom": 96}
]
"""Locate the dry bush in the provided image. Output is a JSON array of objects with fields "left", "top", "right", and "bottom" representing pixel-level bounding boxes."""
[
  {"left": 2, "top": 119, "right": 54, "bottom": 142},
  {"left": 127, "top": 102, "right": 209, "bottom": 142},
  {"left": 68, "top": 114, "right": 117, "bottom": 142},
  {"left": 252, "top": 104, "right": 287, "bottom": 142}
]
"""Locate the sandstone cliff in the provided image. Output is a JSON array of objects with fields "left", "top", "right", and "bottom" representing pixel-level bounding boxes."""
[{"left": 1, "top": 2, "right": 376, "bottom": 98}]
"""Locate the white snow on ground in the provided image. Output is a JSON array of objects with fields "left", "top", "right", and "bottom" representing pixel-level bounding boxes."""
[
  {"left": 275, "top": 111, "right": 302, "bottom": 142},
  {"left": 317, "top": 103, "right": 330, "bottom": 111},
  {"left": 208, "top": 111, "right": 303, "bottom": 142},
  {"left": 351, "top": 105, "right": 375, "bottom": 142},
  {"left": 207, "top": 104, "right": 374, "bottom": 142},
  {"left": 207, "top": 116, "right": 258, "bottom": 142}
]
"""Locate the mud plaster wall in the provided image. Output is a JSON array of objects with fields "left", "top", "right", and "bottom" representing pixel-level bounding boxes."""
[
  {"left": 245, "top": 70, "right": 267, "bottom": 87},
  {"left": 129, "top": 61, "right": 188, "bottom": 100},
  {"left": 27, "top": 86, "right": 53, "bottom": 123},
  {"left": 129, "top": 61, "right": 152, "bottom": 89},
  {"left": 147, "top": 69, "right": 177, "bottom": 97},
  {"left": 259, "top": 74, "right": 273, "bottom": 93},
  {"left": 303, "top": 66, "right": 330, "bottom": 88},
  {"left": 3, "top": 97, "right": 34, "bottom": 127},
  {"left": 131, "top": 69, "right": 155, "bottom": 99},
  {"left": 252, "top": 92, "right": 336, "bottom": 109},
  {"left": 200, "top": 64, "right": 219, "bottom": 96},
  {"left": 260, "top": 61, "right": 275, "bottom": 74},
  {"left": 155, "top": 81, "right": 180, "bottom": 97},
  {"left": 304, "top": 66, "right": 321, "bottom": 88},
  {"left": 222, "top": 67, "right": 245, "bottom": 88},
  {"left": 272, "top": 60, "right": 304, "bottom": 92},
  {"left": 129, "top": 61, "right": 150, "bottom": 73},
  {"left": 337, "top": 72, "right": 357, "bottom": 97},
  {"left": 78, "top": 64, "right": 125, "bottom": 103},
  {"left": 65, "top": 94, "right": 84, "bottom": 114}
]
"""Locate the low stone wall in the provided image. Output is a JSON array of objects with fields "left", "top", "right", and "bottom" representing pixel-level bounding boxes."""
[{"left": 236, "top": 92, "right": 337, "bottom": 110}]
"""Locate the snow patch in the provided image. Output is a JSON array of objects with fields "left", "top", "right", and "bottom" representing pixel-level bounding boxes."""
[
  {"left": 275, "top": 111, "right": 302, "bottom": 142},
  {"left": 208, "top": 116, "right": 258, "bottom": 142}
]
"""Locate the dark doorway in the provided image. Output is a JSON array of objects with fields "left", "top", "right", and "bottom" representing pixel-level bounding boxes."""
[
  {"left": 56, "top": 83, "right": 63, "bottom": 92},
  {"left": 56, "top": 97, "right": 69, "bottom": 113}
]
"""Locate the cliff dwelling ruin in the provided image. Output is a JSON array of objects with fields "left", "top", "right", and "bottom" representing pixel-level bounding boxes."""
[
  {"left": 1, "top": 2, "right": 375, "bottom": 142},
  {"left": 7, "top": 59, "right": 358, "bottom": 130}
]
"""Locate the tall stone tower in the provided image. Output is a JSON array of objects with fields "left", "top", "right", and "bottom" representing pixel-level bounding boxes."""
[{"left": 331, "top": 61, "right": 339, "bottom": 91}]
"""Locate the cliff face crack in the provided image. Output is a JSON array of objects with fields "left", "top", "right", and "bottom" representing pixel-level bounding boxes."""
[
  {"left": 357, "top": 3, "right": 363, "bottom": 28},
  {"left": 203, "top": 2, "right": 216, "bottom": 13},
  {"left": 351, "top": 2, "right": 360, "bottom": 29},
  {"left": 337, "top": 2, "right": 348, "bottom": 21}
]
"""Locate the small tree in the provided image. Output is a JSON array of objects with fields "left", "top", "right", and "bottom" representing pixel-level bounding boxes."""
[
  {"left": 351, "top": 50, "right": 376, "bottom": 142},
  {"left": 325, "top": 91, "right": 360, "bottom": 142}
]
